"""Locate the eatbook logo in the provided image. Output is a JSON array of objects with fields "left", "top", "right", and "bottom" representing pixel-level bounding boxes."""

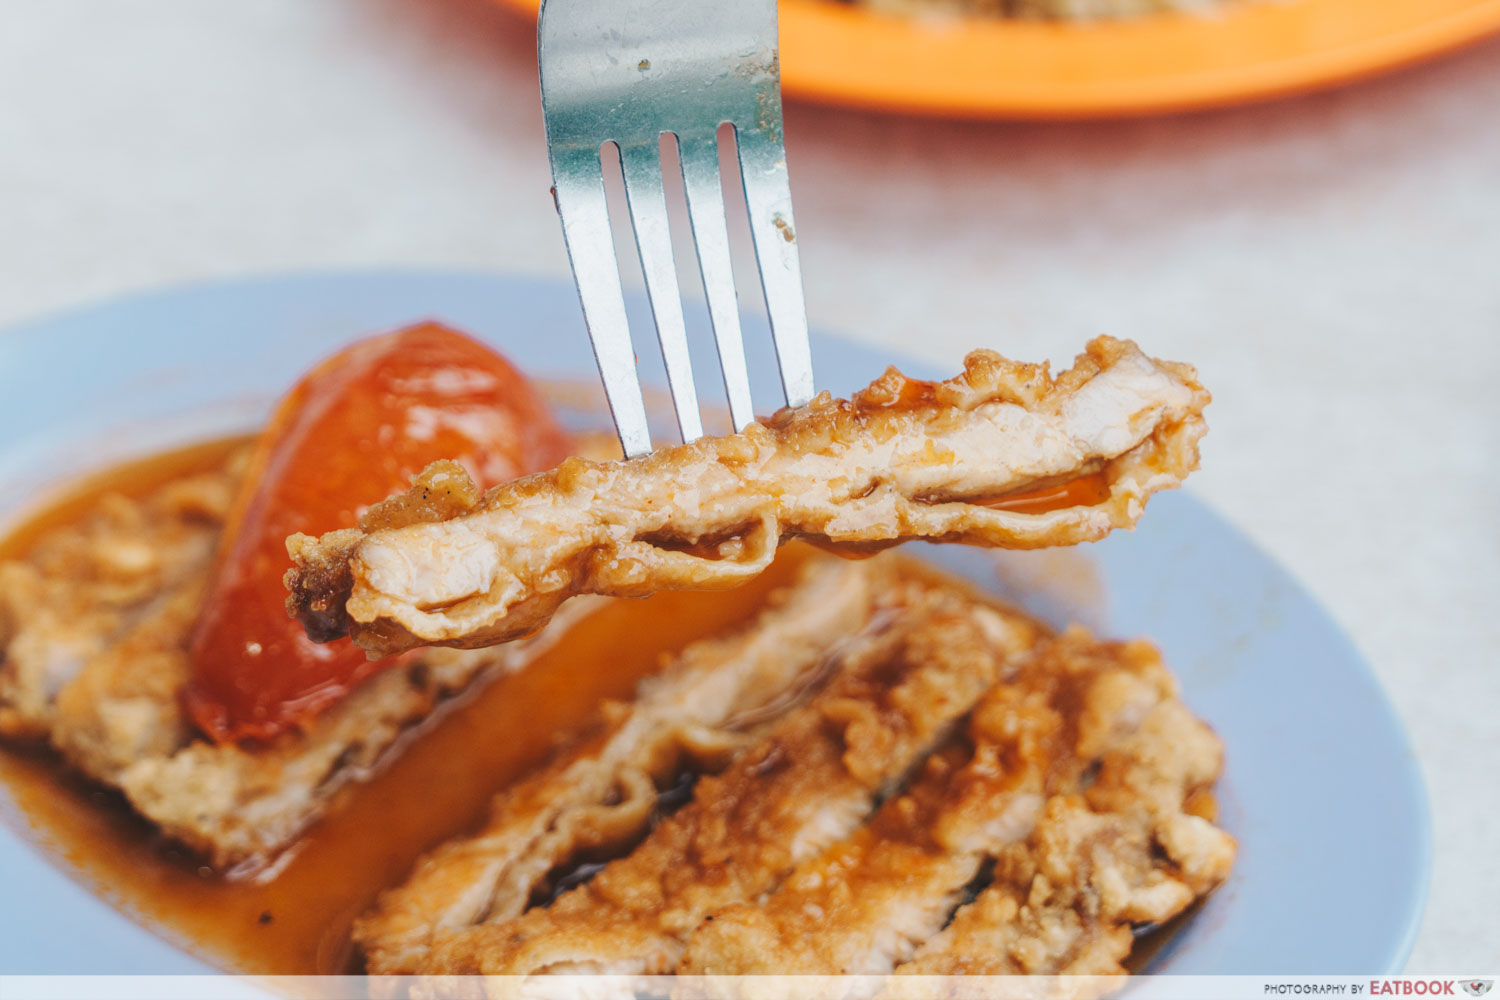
[{"left": 1461, "top": 982, "right": 1493, "bottom": 998}]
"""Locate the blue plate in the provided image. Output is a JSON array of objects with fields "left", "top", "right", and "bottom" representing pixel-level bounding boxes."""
[{"left": 0, "top": 271, "right": 1430, "bottom": 975}]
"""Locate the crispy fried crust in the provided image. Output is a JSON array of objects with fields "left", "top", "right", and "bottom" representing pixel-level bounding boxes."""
[
  {"left": 355, "top": 558, "right": 884, "bottom": 975},
  {"left": 674, "top": 723, "right": 1046, "bottom": 976},
  {"left": 894, "top": 633, "right": 1235, "bottom": 978},
  {"left": 673, "top": 628, "right": 1215, "bottom": 977},
  {"left": 409, "top": 584, "right": 1043, "bottom": 979},
  {"left": 286, "top": 338, "right": 1210, "bottom": 658},
  {"left": 382, "top": 626, "right": 1232, "bottom": 987}
]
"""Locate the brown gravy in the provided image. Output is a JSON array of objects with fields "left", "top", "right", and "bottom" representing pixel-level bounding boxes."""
[{"left": 0, "top": 439, "right": 810, "bottom": 974}]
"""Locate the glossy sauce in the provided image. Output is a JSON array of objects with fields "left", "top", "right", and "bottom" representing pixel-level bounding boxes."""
[
  {"left": 0, "top": 440, "right": 809, "bottom": 974},
  {"left": 976, "top": 470, "right": 1112, "bottom": 514}
]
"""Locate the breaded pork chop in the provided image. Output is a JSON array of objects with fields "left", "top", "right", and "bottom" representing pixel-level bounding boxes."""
[
  {"left": 355, "top": 558, "right": 884, "bottom": 974},
  {"left": 287, "top": 338, "right": 1208, "bottom": 659},
  {"left": 376, "top": 626, "right": 1232, "bottom": 993},
  {"left": 409, "top": 582, "right": 1043, "bottom": 981}
]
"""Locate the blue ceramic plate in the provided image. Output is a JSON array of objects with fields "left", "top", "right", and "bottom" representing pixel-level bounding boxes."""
[{"left": 0, "top": 271, "right": 1429, "bottom": 975}]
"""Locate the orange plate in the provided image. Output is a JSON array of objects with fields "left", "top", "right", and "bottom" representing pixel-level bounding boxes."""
[{"left": 495, "top": 0, "right": 1500, "bottom": 118}]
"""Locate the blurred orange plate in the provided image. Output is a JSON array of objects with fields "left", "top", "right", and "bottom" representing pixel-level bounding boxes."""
[{"left": 495, "top": 0, "right": 1500, "bottom": 118}]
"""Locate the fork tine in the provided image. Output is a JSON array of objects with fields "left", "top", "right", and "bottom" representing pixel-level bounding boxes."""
[
  {"left": 616, "top": 137, "right": 703, "bottom": 443},
  {"left": 540, "top": 0, "right": 813, "bottom": 441},
  {"left": 736, "top": 132, "right": 815, "bottom": 410},
  {"left": 677, "top": 131, "right": 755, "bottom": 432},
  {"left": 550, "top": 145, "right": 654, "bottom": 457}
]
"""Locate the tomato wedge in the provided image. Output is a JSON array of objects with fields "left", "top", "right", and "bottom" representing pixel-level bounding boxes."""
[{"left": 184, "top": 323, "right": 573, "bottom": 742}]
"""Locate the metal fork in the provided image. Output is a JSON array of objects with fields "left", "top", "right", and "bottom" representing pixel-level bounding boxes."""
[{"left": 539, "top": 0, "right": 814, "bottom": 457}]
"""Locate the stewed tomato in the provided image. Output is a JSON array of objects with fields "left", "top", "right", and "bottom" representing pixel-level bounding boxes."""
[{"left": 184, "top": 323, "right": 573, "bottom": 742}]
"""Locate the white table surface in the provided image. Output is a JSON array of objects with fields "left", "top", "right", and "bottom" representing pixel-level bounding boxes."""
[{"left": 1, "top": 0, "right": 1496, "bottom": 973}]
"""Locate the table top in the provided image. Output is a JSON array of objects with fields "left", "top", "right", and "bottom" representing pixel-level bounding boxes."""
[{"left": 1, "top": 0, "right": 1495, "bottom": 972}]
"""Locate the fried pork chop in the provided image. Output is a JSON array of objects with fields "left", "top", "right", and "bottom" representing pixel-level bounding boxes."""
[
  {"left": 896, "top": 674, "right": 1235, "bottom": 977},
  {"left": 680, "top": 629, "right": 1234, "bottom": 980},
  {"left": 674, "top": 629, "right": 1149, "bottom": 975},
  {"left": 355, "top": 558, "right": 885, "bottom": 975},
  {"left": 403, "top": 577, "right": 1044, "bottom": 982},
  {"left": 286, "top": 337, "right": 1209, "bottom": 659},
  {"left": 371, "top": 613, "right": 1231, "bottom": 990}
]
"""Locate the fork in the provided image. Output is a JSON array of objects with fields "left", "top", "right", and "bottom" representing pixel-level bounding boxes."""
[{"left": 539, "top": 0, "right": 814, "bottom": 457}]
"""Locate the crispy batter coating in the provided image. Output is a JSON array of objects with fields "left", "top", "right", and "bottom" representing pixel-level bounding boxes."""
[
  {"left": 383, "top": 628, "right": 1231, "bottom": 991},
  {"left": 355, "top": 558, "right": 883, "bottom": 975},
  {"left": 409, "top": 585, "right": 1042, "bottom": 980},
  {"left": 674, "top": 718, "right": 1048, "bottom": 976},
  {"left": 895, "top": 633, "right": 1236, "bottom": 979},
  {"left": 674, "top": 627, "right": 1211, "bottom": 978},
  {"left": 286, "top": 338, "right": 1209, "bottom": 658}
]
